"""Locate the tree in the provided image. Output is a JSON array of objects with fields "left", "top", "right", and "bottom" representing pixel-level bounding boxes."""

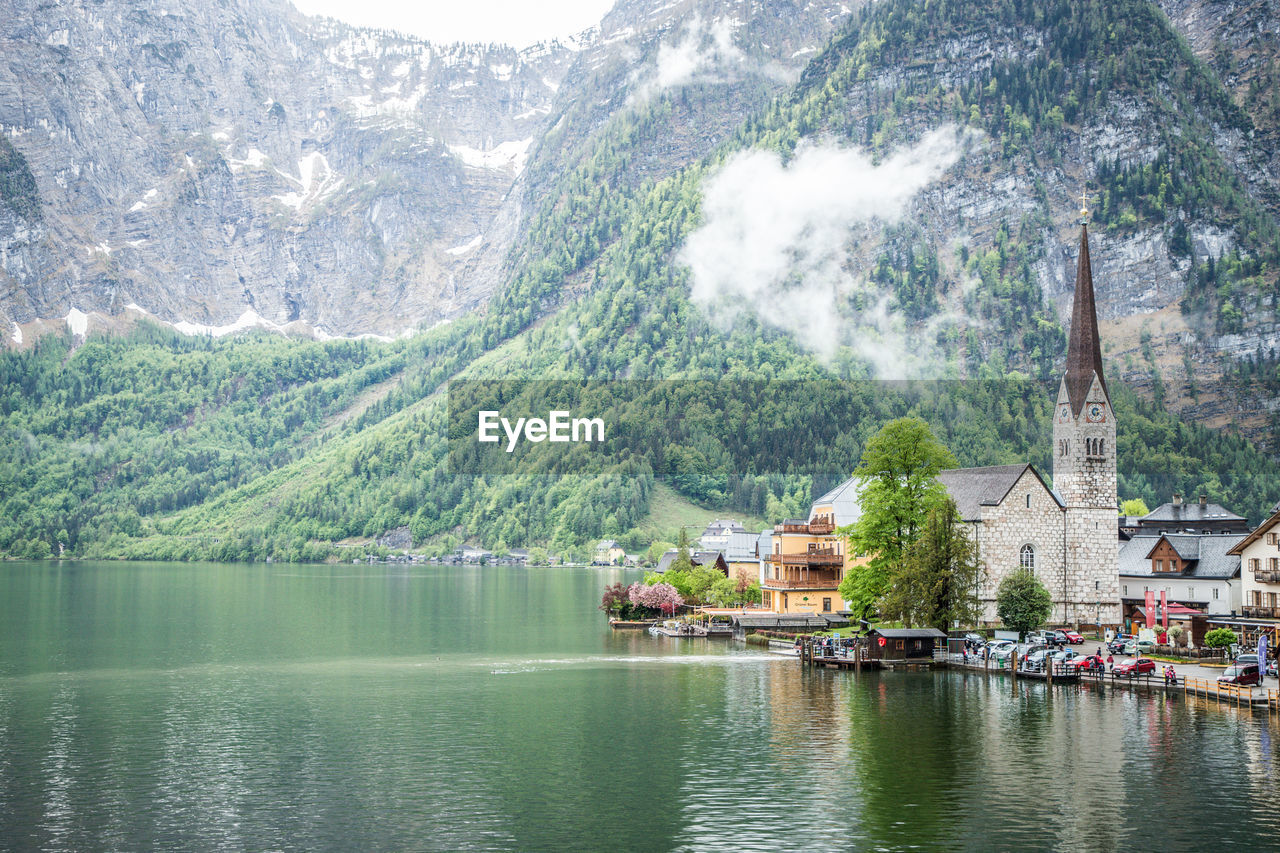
[
  {"left": 880, "top": 498, "right": 981, "bottom": 631},
  {"left": 670, "top": 527, "right": 694, "bottom": 574},
  {"left": 995, "top": 568, "right": 1052, "bottom": 640},
  {"left": 1120, "top": 498, "right": 1150, "bottom": 517},
  {"left": 600, "top": 582, "right": 629, "bottom": 616},
  {"left": 838, "top": 417, "right": 957, "bottom": 617},
  {"left": 685, "top": 565, "right": 724, "bottom": 604},
  {"left": 630, "top": 581, "right": 683, "bottom": 615},
  {"left": 646, "top": 540, "right": 674, "bottom": 565},
  {"left": 1204, "top": 627, "right": 1237, "bottom": 648},
  {"left": 527, "top": 546, "right": 548, "bottom": 565},
  {"left": 708, "top": 575, "right": 738, "bottom": 607}
]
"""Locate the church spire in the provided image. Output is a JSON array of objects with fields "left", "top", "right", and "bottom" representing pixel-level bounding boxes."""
[{"left": 1064, "top": 221, "right": 1107, "bottom": 415}]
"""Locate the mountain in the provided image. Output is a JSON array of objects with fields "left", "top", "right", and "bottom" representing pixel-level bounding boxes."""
[
  {"left": 2, "top": 0, "right": 1280, "bottom": 562},
  {"left": 0, "top": 0, "right": 852, "bottom": 340}
]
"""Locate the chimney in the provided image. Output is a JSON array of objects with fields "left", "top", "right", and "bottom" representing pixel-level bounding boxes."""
[
  {"left": 1199, "top": 494, "right": 1207, "bottom": 507},
  {"left": 1173, "top": 493, "right": 1182, "bottom": 506}
]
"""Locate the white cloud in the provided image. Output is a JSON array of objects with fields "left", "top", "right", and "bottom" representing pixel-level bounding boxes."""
[
  {"left": 633, "top": 14, "right": 745, "bottom": 103},
  {"left": 679, "top": 126, "right": 983, "bottom": 376}
]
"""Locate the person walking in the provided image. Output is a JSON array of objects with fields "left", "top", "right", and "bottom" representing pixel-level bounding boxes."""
[{"left": 1107, "top": 653, "right": 1114, "bottom": 673}]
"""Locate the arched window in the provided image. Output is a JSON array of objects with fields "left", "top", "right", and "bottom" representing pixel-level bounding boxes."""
[
  {"left": 1020, "top": 544, "right": 1035, "bottom": 569},
  {"left": 1026, "top": 493, "right": 1031, "bottom": 508}
]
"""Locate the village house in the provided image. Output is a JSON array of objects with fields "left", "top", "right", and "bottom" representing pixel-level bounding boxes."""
[
  {"left": 723, "top": 530, "right": 764, "bottom": 585},
  {"left": 654, "top": 549, "right": 730, "bottom": 577},
  {"left": 1134, "top": 494, "right": 1250, "bottom": 536},
  {"left": 594, "top": 539, "right": 625, "bottom": 565},
  {"left": 1229, "top": 502, "right": 1280, "bottom": 620},
  {"left": 762, "top": 477, "right": 866, "bottom": 615},
  {"left": 1117, "top": 532, "right": 1243, "bottom": 635},
  {"left": 699, "top": 519, "right": 746, "bottom": 550}
]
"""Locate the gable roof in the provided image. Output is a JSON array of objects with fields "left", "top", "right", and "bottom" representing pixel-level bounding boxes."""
[
  {"left": 1229, "top": 508, "right": 1280, "bottom": 555},
  {"left": 725, "top": 530, "right": 761, "bottom": 561},
  {"left": 1140, "top": 501, "right": 1246, "bottom": 526},
  {"left": 1146, "top": 534, "right": 1201, "bottom": 562},
  {"left": 1064, "top": 223, "right": 1108, "bottom": 415},
  {"left": 1119, "top": 534, "right": 1243, "bottom": 579},
  {"left": 936, "top": 463, "right": 1061, "bottom": 522},
  {"left": 869, "top": 627, "right": 948, "bottom": 639},
  {"left": 810, "top": 476, "right": 862, "bottom": 527}
]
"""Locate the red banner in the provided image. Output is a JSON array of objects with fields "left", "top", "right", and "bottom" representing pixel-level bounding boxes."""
[
  {"left": 1145, "top": 590, "right": 1155, "bottom": 629},
  {"left": 1160, "top": 590, "right": 1168, "bottom": 628}
]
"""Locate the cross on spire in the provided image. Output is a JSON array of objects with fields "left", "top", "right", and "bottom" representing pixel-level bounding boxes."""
[{"left": 1078, "top": 189, "right": 1090, "bottom": 223}]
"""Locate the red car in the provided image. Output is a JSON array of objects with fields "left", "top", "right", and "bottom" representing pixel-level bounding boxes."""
[
  {"left": 1071, "top": 654, "right": 1105, "bottom": 672},
  {"left": 1061, "top": 630, "right": 1084, "bottom": 644},
  {"left": 1114, "top": 658, "right": 1156, "bottom": 677}
]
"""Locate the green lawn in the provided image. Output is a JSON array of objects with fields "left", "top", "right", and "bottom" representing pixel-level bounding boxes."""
[{"left": 633, "top": 481, "right": 770, "bottom": 541}]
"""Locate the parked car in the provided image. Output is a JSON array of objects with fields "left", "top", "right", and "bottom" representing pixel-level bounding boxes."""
[
  {"left": 1107, "top": 635, "right": 1134, "bottom": 654},
  {"left": 1268, "top": 660, "right": 1278, "bottom": 678},
  {"left": 1236, "top": 653, "right": 1258, "bottom": 666},
  {"left": 988, "top": 641, "right": 1016, "bottom": 664},
  {"left": 1114, "top": 658, "right": 1157, "bottom": 677},
  {"left": 1059, "top": 630, "right": 1084, "bottom": 644},
  {"left": 1072, "top": 654, "right": 1105, "bottom": 672},
  {"left": 1218, "top": 664, "right": 1262, "bottom": 686},
  {"left": 963, "top": 632, "right": 985, "bottom": 650}
]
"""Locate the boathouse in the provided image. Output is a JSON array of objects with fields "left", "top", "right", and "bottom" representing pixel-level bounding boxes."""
[{"left": 866, "top": 628, "right": 948, "bottom": 661}]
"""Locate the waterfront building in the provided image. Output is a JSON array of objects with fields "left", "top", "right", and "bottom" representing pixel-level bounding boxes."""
[
  {"left": 1117, "top": 532, "right": 1243, "bottom": 633},
  {"left": 595, "top": 540, "right": 625, "bottom": 565},
  {"left": 723, "top": 530, "right": 764, "bottom": 585},
  {"left": 654, "top": 549, "right": 730, "bottom": 576},
  {"left": 865, "top": 627, "right": 948, "bottom": 661},
  {"left": 1228, "top": 503, "right": 1280, "bottom": 621},
  {"left": 762, "top": 478, "right": 867, "bottom": 614}
]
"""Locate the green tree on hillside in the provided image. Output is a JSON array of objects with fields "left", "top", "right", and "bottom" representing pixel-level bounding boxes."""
[
  {"left": 1121, "top": 498, "right": 1150, "bottom": 516},
  {"left": 880, "top": 498, "right": 981, "bottom": 631},
  {"left": 837, "top": 417, "right": 957, "bottom": 618},
  {"left": 670, "top": 527, "right": 694, "bottom": 574},
  {"left": 995, "top": 568, "right": 1052, "bottom": 640}
]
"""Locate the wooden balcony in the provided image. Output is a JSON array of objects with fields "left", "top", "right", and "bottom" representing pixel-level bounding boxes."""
[
  {"left": 1243, "top": 605, "right": 1280, "bottom": 619},
  {"left": 763, "top": 574, "right": 842, "bottom": 590},
  {"left": 765, "top": 550, "right": 843, "bottom": 567},
  {"left": 774, "top": 520, "right": 811, "bottom": 534},
  {"left": 1254, "top": 570, "right": 1280, "bottom": 584},
  {"left": 808, "top": 515, "right": 835, "bottom": 535}
]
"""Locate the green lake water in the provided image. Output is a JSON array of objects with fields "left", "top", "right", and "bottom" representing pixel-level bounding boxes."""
[{"left": 2, "top": 561, "right": 1279, "bottom": 851}]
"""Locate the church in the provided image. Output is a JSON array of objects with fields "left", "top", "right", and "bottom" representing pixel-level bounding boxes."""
[
  {"left": 941, "top": 217, "right": 1121, "bottom": 627},
  {"left": 795, "top": 214, "right": 1121, "bottom": 628}
]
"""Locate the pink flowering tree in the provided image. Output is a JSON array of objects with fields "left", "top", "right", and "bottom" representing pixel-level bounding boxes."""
[{"left": 630, "top": 581, "right": 683, "bottom": 616}]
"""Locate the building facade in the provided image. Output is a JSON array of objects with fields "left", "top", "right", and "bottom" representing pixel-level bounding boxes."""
[{"left": 1229, "top": 505, "right": 1280, "bottom": 620}]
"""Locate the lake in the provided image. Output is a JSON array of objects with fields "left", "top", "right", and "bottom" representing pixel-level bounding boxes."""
[{"left": 1, "top": 561, "right": 1278, "bottom": 851}]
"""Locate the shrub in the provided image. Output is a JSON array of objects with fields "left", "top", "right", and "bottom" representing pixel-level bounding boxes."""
[{"left": 1203, "top": 628, "right": 1237, "bottom": 648}]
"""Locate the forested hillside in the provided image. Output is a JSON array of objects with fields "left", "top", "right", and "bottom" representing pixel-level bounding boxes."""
[{"left": 4, "top": 0, "right": 1280, "bottom": 561}]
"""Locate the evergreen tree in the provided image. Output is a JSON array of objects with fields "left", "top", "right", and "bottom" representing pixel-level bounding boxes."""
[
  {"left": 881, "top": 498, "right": 981, "bottom": 631},
  {"left": 995, "top": 568, "right": 1052, "bottom": 640}
]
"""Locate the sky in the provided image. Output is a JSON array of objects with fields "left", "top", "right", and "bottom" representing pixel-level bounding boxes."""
[{"left": 289, "top": 0, "right": 615, "bottom": 47}]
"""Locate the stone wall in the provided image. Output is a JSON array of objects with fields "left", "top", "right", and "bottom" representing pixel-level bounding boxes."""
[{"left": 974, "top": 467, "right": 1067, "bottom": 624}]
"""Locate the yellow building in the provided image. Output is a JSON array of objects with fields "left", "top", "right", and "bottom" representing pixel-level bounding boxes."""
[{"left": 762, "top": 480, "right": 866, "bottom": 614}]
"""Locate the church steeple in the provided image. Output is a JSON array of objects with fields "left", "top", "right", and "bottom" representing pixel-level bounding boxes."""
[{"left": 1063, "top": 222, "right": 1107, "bottom": 415}]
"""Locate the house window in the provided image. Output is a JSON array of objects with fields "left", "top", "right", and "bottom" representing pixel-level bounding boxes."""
[
  {"left": 1214, "top": 587, "right": 1219, "bottom": 600},
  {"left": 1155, "top": 560, "right": 1163, "bottom": 572},
  {"left": 1270, "top": 592, "right": 1278, "bottom": 609},
  {"left": 895, "top": 640, "right": 904, "bottom": 650},
  {"left": 1252, "top": 558, "right": 1261, "bottom": 572},
  {"left": 1026, "top": 493, "right": 1031, "bottom": 508},
  {"left": 1020, "top": 544, "right": 1035, "bottom": 569},
  {"left": 763, "top": 591, "right": 772, "bottom": 608},
  {"left": 822, "top": 597, "right": 832, "bottom": 612},
  {"left": 1271, "top": 558, "right": 1279, "bottom": 572},
  {"left": 1254, "top": 590, "right": 1263, "bottom": 606},
  {"left": 1268, "top": 532, "right": 1277, "bottom": 545},
  {"left": 1123, "top": 585, "right": 1128, "bottom": 596}
]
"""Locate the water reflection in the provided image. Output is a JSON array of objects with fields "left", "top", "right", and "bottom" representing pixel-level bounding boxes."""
[{"left": 3, "top": 562, "right": 1280, "bottom": 850}]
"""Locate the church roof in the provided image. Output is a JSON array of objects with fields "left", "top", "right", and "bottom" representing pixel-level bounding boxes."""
[
  {"left": 936, "top": 463, "right": 1061, "bottom": 522},
  {"left": 1064, "top": 223, "right": 1108, "bottom": 415}
]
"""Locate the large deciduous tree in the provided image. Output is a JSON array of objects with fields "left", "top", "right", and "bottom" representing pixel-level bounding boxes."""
[
  {"left": 880, "top": 498, "right": 981, "bottom": 631},
  {"left": 837, "top": 416, "right": 957, "bottom": 618},
  {"left": 995, "top": 568, "right": 1052, "bottom": 640}
]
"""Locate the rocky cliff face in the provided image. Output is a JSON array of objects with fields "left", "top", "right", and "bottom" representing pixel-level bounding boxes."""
[
  {"left": 0, "top": 0, "right": 852, "bottom": 342},
  {"left": 0, "top": 0, "right": 573, "bottom": 340}
]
